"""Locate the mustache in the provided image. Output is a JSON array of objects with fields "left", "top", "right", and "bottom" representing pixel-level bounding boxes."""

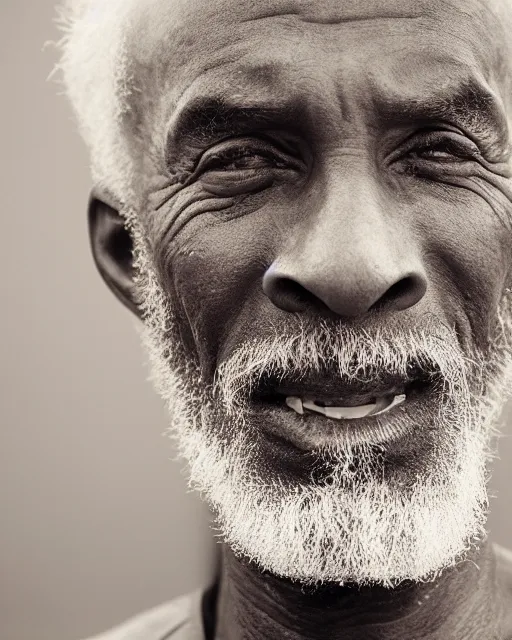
[{"left": 213, "top": 317, "right": 477, "bottom": 412}]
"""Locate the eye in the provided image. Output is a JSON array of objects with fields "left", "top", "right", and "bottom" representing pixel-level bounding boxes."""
[
  {"left": 202, "top": 146, "right": 281, "bottom": 172},
  {"left": 189, "top": 136, "right": 305, "bottom": 196},
  {"left": 405, "top": 129, "right": 481, "bottom": 164},
  {"left": 196, "top": 137, "right": 293, "bottom": 174}
]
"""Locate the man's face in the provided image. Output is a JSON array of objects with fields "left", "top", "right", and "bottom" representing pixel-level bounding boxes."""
[{"left": 118, "top": 0, "right": 512, "bottom": 585}]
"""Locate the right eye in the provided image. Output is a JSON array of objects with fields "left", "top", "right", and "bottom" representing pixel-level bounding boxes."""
[
  {"left": 192, "top": 137, "right": 305, "bottom": 196},
  {"left": 200, "top": 145, "right": 283, "bottom": 172}
]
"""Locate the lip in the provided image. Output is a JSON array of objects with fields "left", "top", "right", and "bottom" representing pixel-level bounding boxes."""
[
  {"left": 255, "top": 373, "right": 431, "bottom": 408},
  {"left": 273, "top": 376, "right": 409, "bottom": 399},
  {"left": 278, "top": 386, "right": 404, "bottom": 408},
  {"left": 250, "top": 378, "right": 432, "bottom": 450}
]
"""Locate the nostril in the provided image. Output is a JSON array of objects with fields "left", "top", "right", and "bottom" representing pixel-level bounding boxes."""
[
  {"left": 262, "top": 269, "right": 321, "bottom": 313},
  {"left": 385, "top": 277, "right": 413, "bottom": 301},
  {"left": 371, "top": 274, "right": 426, "bottom": 312},
  {"left": 272, "top": 277, "right": 318, "bottom": 312}
]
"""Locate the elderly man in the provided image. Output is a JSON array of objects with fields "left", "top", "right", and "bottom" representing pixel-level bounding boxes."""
[{"left": 55, "top": 0, "right": 512, "bottom": 637}]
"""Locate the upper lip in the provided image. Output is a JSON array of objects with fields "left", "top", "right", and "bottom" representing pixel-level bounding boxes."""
[
  {"left": 254, "top": 368, "right": 435, "bottom": 404},
  {"left": 275, "top": 377, "right": 407, "bottom": 399}
]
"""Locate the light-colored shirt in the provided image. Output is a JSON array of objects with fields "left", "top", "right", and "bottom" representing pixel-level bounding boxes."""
[{"left": 83, "top": 589, "right": 206, "bottom": 640}]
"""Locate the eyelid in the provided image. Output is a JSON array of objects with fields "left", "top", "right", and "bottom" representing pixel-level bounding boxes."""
[
  {"left": 389, "top": 127, "right": 481, "bottom": 164},
  {"left": 415, "top": 132, "right": 478, "bottom": 156},
  {"left": 190, "top": 136, "right": 305, "bottom": 179}
]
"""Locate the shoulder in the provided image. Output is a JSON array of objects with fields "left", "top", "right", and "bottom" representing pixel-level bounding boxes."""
[
  {"left": 81, "top": 589, "right": 204, "bottom": 640},
  {"left": 494, "top": 543, "right": 512, "bottom": 639},
  {"left": 495, "top": 542, "right": 512, "bottom": 589}
]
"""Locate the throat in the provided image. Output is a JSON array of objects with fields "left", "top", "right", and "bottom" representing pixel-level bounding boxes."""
[{"left": 213, "top": 541, "right": 501, "bottom": 640}]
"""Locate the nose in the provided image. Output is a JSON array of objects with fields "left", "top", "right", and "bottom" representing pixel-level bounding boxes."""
[
  {"left": 262, "top": 178, "right": 427, "bottom": 318},
  {"left": 263, "top": 266, "right": 426, "bottom": 316}
]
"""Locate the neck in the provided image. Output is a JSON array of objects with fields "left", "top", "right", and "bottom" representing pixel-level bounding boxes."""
[{"left": 214, "top": 539, "right": 503, "bottom": 640}]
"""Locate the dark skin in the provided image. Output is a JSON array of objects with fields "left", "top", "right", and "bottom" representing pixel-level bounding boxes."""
[{"left": 88, "top": 0, "right": 512, "bottom": 637}]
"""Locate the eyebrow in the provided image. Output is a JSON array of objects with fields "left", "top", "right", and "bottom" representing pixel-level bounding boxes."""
[
  {"left": 166, "top": 77, "right": 508, "bottom": 158},
  {"left": 377, "top": 78, "right": 508, "bottom": 145},
  {"left": 166, "top": 95, "right": 301, "bottom": 155}
]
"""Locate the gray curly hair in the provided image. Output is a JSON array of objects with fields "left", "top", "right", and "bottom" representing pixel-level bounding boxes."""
[{"left": 52, "top": 0, "right": 138, "bottom": 211}]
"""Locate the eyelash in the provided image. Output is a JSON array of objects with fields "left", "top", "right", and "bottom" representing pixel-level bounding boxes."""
[
  {"left": 187, "top": 135, "right": 309, "bottom": 183},
  {"left": 405, "top": 129, "right": 481, "bottom": 163},
  {"left": 200, "top": 145, "right": 283, "bottom": 172}
]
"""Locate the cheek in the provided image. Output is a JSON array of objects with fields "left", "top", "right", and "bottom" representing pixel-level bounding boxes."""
[
  {"left": 416, "top": 185, "right": 512, "bottom": 349},
  {"left": 157, "top": 213, "right": 275, "bottom": 377}
]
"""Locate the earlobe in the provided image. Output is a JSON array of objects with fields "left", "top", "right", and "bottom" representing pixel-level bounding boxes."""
[{"left": 88, "top": 188, "right": 141, "bottom": 317}]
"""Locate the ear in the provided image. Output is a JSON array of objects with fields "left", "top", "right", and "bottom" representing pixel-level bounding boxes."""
[{"left": 88, "top": 188, "right": 140, "bottom": 317}]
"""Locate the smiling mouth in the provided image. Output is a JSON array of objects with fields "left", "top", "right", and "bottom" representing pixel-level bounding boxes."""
[
  {"left": 253, "top": 372, "right": 433, "bottom": 422},
  {"left": 284, "top": 393, "right": 407, "bottom": 419}
]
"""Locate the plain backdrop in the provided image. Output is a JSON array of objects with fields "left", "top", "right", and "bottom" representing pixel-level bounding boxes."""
[{"left": 1, "top": 2, "right": 511, "bottom": 639}]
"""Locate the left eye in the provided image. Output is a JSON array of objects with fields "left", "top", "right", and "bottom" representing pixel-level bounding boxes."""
[{"left": 407, "top": 130, "right": 480, "bottom": 163}]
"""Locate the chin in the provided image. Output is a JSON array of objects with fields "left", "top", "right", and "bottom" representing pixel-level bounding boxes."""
[
  {"left": 178, "top": 398, "right": 490, "bottom": 587},
  {"left": 165, "top": 357, "right": 493, "bottom": 586}
]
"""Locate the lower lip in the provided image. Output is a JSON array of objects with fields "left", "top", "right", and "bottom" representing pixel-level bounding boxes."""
[{"left": 251, "top": 388, "right": 430, "bottom": 451}]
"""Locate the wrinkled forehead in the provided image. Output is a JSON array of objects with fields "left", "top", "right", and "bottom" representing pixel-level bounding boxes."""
[{"left": 123, "top": 0, "right": 512, "bottom": 133}]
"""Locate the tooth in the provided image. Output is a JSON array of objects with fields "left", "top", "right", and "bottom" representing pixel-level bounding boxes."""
[
  {"left": 324, "top": 403, "right": 378, "bottom": 419},
  {"left": 302, "top": 400, "right": 327, "bottom": 416},
  {"left": 373, "top": 393, "right": 407, "bottom": 415},
  {"left": 303, "top": 400, "right": 378, "bottom": 420},
  {"left": 287, "top": 394, "right": 407, "bottom": 420},
  {"left": 285, "top": 396, "right": 304, "bottom": 415},
  {"left": 367, "top": 395, "right": 393, "bottom": 416}
]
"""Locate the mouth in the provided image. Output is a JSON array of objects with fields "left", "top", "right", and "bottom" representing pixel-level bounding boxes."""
[
  {"left": 250, "top": 368, "right": 437, "bottom": 449},
  {"left": 254, "top": 370, "right": 432, "bottom": 414},
  {"left": 285, "top": 393, "right": 407, "bottom": 419}
]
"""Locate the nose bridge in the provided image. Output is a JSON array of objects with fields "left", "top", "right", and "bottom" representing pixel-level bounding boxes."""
[
  {"left": 263, "top": 162, "right": 427, "bottom": 317},
  {"left": 296, "top": 165, "right": 404, "bottom": 279}
]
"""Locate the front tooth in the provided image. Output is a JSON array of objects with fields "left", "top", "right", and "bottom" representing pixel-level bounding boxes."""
[
  {"left": 302, "top": 399, "right": 327, "bottom": 416},
  {"left": 285, "top": 396, "right": 304, "bottom": 415},
  {"left": 324, "top": 403, "right": 377, "bottom": 419},
  {"left": 303, "top": 400, "right": 378, "bottom": 420},
  {"left": 287, "top": 394, "right": 407, "bottom": 419}
]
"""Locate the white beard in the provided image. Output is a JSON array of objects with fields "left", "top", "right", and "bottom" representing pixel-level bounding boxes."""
[{"left": 130, "top": 217, "right": 512, "bottom": 588}]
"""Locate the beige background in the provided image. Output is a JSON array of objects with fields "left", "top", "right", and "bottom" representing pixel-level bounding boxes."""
[{"left": 1, "top": 2, "right": 511, "bottom": 639}]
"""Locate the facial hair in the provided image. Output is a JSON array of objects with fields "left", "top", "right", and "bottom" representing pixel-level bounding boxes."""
[{"left": 129, "top": 216, "right": 512, "bottom": 588}]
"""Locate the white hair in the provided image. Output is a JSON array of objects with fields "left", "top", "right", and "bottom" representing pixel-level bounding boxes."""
[{"left": 51, "top": 0, "right": 137, "bottom": 210}]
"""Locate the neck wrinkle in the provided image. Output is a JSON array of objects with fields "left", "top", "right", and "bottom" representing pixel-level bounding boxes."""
[{"left": 214, "top": 540, "right": 501, "bottom": 640}]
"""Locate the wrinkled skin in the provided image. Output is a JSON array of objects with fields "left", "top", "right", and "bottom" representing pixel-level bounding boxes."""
[{"left": 89, "top": 0, "right": 512, "bottom": 637}]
